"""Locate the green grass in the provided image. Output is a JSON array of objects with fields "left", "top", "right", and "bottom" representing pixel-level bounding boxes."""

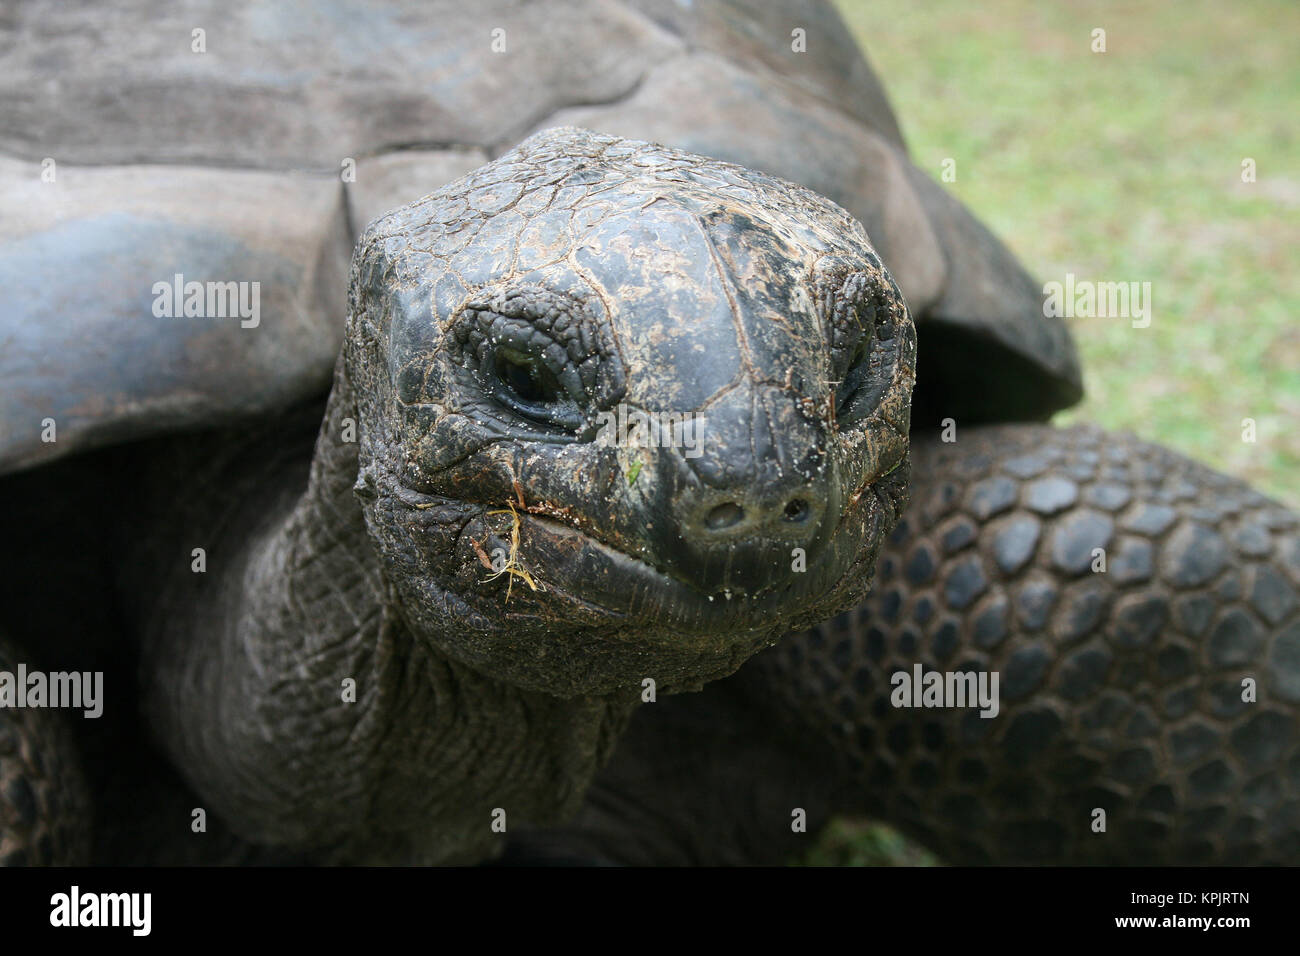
[
  {"left": 837, "top": 0, "right": 1299, "bottom": 506},
  {"left": 807, "top": 0, "right": 1298, "bottom": 866},
  {"left": 799, "top": 818, "right": 940, "bottom": 867}
]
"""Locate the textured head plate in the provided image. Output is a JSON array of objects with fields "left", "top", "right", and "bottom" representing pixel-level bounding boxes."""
[{"left": 346, "top": 128, "right": 916, "bottom": 695}]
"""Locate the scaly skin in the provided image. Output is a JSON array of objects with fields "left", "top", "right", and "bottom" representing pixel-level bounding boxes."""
[
  {"left": 504, "top": 423, "right": 1300, "bottom": 865},
  {"left": 751, "top": 424, "right": 1300, "bottom": 864},
  {"left": 9, "top": 130, "right": 1292, "bottom": 867},
  {"left": 109, "top": 128, "right": 915, "bottom": 862},
  {"left": 129, "top": 371, "right": 639, "bottom": 865}
]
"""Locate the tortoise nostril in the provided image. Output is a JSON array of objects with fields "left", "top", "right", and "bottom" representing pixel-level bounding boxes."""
[
  {"left": 705, "top": 502, "right": 746, "bottom": 530},
  {"left": 783, "top": 498, "right": 811, "bottom": 522}
]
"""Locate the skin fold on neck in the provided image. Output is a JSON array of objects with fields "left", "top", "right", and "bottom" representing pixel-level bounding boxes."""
[{"left": 134, "top": 361, "right": 637, "bottom": 863}]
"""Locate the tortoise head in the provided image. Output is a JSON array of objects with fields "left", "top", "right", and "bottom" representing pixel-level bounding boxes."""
[{"left": 345, "top": 127, "right": 915, "bottom": 696}]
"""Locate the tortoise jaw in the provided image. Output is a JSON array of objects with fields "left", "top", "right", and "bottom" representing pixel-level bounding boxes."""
[
  {"left": 467, "top": 501, "right": 880, "bottom": 634},
  {"left": 516, "top": 512, "right": 792, "bottom": 613},
  {"left": 380, "top": 451, "right": 901, "bottom": 633},
  {"left": 366, "top": 453, "right": 902, "bottom": 696}
]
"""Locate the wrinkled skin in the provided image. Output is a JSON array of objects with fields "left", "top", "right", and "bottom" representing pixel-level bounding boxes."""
[
  {"left": 513, "top": 426, "right": 1300, "bottom": 866},
  {"left": 348, "top": 127, "right": 915, "bottom": 697},
  {"left": 3, "top": 2, "right": 1293, "bottom": 870},
  {"left": 3, "top": 126, "right": 1297, "bottom": 867},
  {"left": 98, "top": 128, "right": 915, "bottom": 864}
]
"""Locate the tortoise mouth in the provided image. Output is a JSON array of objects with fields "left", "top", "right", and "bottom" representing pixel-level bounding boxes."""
[
  {"left": 523, "top": 511, "right": 788, "bottom": 600},
  {"left": 385, "top": 469, "right": 893, "bottom": 634},
  {"left": 461, "top": 500, "right": 881, "bottom": 635},
  {"left": 375, "top": 477, "right": 896, "bottom": 694}
]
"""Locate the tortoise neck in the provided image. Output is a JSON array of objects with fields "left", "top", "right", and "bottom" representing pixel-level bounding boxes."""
[{"left": 142, "top": 360, "right": 633, "bottom": 862}]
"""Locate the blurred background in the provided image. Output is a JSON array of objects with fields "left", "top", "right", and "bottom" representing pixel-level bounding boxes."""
[{"left": 810, "top": 0, "right": 1298, "bottom": 865}]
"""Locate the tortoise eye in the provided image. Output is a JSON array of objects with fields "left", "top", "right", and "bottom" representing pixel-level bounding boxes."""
[
  {"left": 836, "top": 337, "right": 872, "bottom": 417},
  {"left": 495, "top": 349, "right": 561, "bottom": 406},
  {"left": 486, "top": 346, "right": 582, "bottom": 431}
]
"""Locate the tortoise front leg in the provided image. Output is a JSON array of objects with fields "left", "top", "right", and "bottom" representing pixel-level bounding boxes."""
[
  {"left": 0, "top": 631, "right": 91, "bottom": 865},
  {"left": 750, "top": 424, "right": 1300, "bottom": 864}
]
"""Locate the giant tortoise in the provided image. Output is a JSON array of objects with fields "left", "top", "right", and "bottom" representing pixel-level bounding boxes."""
[{"left": 0, "top": 0, "right": 1296, "bottom": 866}]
